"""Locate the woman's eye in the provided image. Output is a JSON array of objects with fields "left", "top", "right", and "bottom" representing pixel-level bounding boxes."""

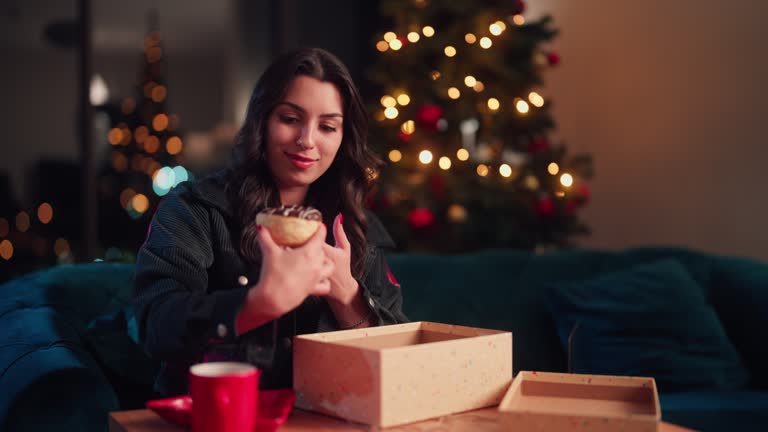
[
  {"left": 321, "top": 125, "right": 337, "bottom": 132},
  {"left": 280, "top": 115, "right": 299, "bottom": 124}
]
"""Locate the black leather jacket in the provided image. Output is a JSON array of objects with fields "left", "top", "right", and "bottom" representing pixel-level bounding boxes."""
[{"left": 132, "top": 169, "right": 408, "bottom": 396}]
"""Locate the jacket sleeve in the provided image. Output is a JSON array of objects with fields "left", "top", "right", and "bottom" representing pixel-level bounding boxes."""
[
  {"left": 357, "top": 212, "right": 410, "bottom": 326},
  {"left": 132, "top": 189, "right": 247, "bottom": 361}
]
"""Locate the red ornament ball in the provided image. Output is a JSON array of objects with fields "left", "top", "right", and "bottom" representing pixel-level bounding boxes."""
[
  {"left": 528, "top": 137, "right": 550, "bottom": 154},
  {"left": 416, "top": 104, "right": 444, "bottom": 132},
  {"left": 535, "top": 197, "right": 556, "bottom": 218},
  {"left": 577, "top": 184, "right": 591, "bottom": 205},
  {"left": 564, "top": 200, "right": 579, "bottom": 216},
  {"left": 428, "top": 174, "right": 446, "bottom": 197},
  {"left": 398, "top": 130, "right": 413, "bottom": 142},
  {"left": 547, "top": 52, "right": 561, "bottom": 66},
  {"left": 513, "top": 0, "right": 526, "bottom": 15},
  {"left": 408, "top": 208, "right": 436, "bottom": 230}
]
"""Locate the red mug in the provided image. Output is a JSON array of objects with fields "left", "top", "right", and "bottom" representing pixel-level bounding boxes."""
[{"left": 189, "top": 362, "right": 261, "bottom": 432}]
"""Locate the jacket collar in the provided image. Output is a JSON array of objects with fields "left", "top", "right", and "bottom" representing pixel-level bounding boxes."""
[{"left": 185, "top": 168, "right": 236, "bottom": 217}]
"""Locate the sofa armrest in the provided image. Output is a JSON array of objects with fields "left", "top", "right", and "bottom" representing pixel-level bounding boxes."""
[
  {"left": 710, "top": 256, "right": 768, "bottom": 388},
  {"left": 0, "top": 307, "right": 119, "bottom": 432}
]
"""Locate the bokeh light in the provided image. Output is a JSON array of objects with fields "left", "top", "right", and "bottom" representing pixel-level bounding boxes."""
[
  {"left": 419, "top": 150, "right": 433, "bottom": 164},
  {"left": 388, "top": 149, "right": 402, "bottom": 162},
  {"left": 560, "top": 173, "right": 574, "bottom": 187},
  {"left": 16, "top": 212, "right": 30, "bottom": 233},
  {"left": 37, "top": 203, "right": 53, "bottom": 224},
  {"left": 0, "top": 239, "right": 13, "bottom": 260},
  {"left": 548, "top": 162, "right": 560, "bottom": 175}
]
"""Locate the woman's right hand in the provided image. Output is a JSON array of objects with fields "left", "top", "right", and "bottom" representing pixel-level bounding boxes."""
[{"left": 235, "top": 224, "right": 333, "bottom": 335}]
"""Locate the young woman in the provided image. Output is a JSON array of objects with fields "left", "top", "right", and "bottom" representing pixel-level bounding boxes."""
[{"left": 133, "top": 48, "right": 408, "bottom": 396}]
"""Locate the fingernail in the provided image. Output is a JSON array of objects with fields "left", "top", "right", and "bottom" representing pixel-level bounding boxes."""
[
  {"left": 338, "top": 212, "right": 344, "bottom": 224},
  {"left": 257, "top": 225, "right": 262, "bottom": 232}
]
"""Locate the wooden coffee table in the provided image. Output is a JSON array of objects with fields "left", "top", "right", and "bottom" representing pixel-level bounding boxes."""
[{"left": 109, "top": 407, "right": 696, "bottom": 431}]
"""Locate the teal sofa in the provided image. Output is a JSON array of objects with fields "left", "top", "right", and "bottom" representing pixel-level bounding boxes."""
[{"left": 1, "top": 247, "right": 766, "bottom": 431}]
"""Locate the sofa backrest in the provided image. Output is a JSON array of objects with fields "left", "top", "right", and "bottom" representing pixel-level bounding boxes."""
[{"left": 388, "top": 246, "right": 767, "bottom": 380}]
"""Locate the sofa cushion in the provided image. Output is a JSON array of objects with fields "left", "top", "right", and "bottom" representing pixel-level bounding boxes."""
[{"left": 545, "top": 258, "right": 750, "bottom": 392}]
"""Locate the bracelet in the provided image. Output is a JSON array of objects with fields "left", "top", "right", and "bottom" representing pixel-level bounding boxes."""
[{"left": 339, "top": 310, "right": 371, "bottom": 330}]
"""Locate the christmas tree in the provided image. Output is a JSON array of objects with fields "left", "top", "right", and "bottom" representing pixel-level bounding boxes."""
[
  {"left": 97, "top": 15, "right": 190, "bottom": 258},
  {"left": 366, "top": 0, "right": 593, "bottom": 253}
]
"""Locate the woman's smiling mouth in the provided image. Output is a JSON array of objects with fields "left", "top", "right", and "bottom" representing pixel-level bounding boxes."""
[{"left": 285, "top": 152, "right": 319, "bottom": 169}]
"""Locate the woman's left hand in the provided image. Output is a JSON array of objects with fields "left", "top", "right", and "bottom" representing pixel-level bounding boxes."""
[{"left": 321, "top": 213, "right": 360, "bottom": 305}]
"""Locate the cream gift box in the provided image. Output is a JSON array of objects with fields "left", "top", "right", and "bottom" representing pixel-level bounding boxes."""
[
  {"left": 293, "top": 321, "right": 512, "bottom": 428},
  {"left": 498, "top": 371, "right": 661, "bottom": 432}
]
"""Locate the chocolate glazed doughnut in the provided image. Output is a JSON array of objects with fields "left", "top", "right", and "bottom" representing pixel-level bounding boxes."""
[{"left": 255, "top": 205, "right": 323, "bottom": 247}]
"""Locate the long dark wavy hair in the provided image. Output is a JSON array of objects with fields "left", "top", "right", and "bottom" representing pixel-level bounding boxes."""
[{"left": 228, "top": 48, "right": 382, "bottom": 279}]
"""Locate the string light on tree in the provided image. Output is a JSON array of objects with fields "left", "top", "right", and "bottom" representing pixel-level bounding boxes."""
[
  {"left": 419, "top": 150, "right": 433, "bottom": 164},
  {"left": 528, "top": 91, "right": 545, "bottom": 107},
  {"left": 479, "top": 37, "right": 492, "bottom": 49},
  {"left": 0, "top": 239, "right": 13, "bottom": 260},
  {"left": 166, "top": 136, "right": 183, "bottom": 155},
  {"left": 407, "top": 32, "right": 420, "bottom": 42},
  {"left": 465, "top": 33, "right": 477, "bottom": 44},
  {"left": 438, "top": 157, "right": 452, "bottom": 170},
  {"left": 515, "top": 98, "right": 530, "bottom": 114},
  {"left": 384, "top": 107, "right": 399, "bottom": 119},
  {"left": 152, "top": 113, "right": 169, "bottom": 131},
  {"left": 397, "top": 93, "right": 411, "bottom": 105},
  {"left": 487, "top": 98, "right": 500, "bottom": 111},
  {"left": 401, "top": 120, "right": 415, "bottom": 135},
  {"left": 444, "top": 46, "right": 457, "bottom": 57},
  {"left": 548, "top": 162, "right": 560, "bottom": 175},
  {"left": 456, "top": 148, "right": 470, "bottom": 161},
  {"left": 476, "top": 164, "right": 490, "bottom": 177},
  {"left": 560, "top": 173, "right": 574, "bottom": 187},
  {"left": 512, "top": 14, "right": 525, "bottom": 25},
  {"left": 16, "top": 212, "right": 30, "bottom": 233},
  {"left": 381, "top": 95, "right": 396, "bottom": 107},
  {"left": 422, "top": 26, "right": 435, "bottom": 37},
  {"left": 37, "top": 203, "right": 53, "bottom": 224},
  {"left": 499, "top": 164, "right": 513, "bottom": 177},
  {"left": 464, "top": 76, "right": 477, "bottom": 87},
  {"left": 489, "top": 21, "right": 506, "bottom": 35},
  {"left": 151, "top": 85, "right": 167, "bottom": 102},
  {"left": 447, "top": 87, "right": 461, "bottom": 99},
  {"left": 389, "top": 149, "right": 402, "bottom": 162}
]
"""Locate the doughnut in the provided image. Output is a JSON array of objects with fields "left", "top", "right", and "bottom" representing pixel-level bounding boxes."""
[{"left": 255, "top": 205, "right": 322, "bottom": 247}]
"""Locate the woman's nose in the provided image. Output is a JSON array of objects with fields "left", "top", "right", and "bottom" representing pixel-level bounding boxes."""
[{"left": 298, "top": 126, "right": 316, "bottom": 149}]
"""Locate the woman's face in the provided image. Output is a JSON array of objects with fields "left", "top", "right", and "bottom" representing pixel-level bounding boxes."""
[{"left": 264, "top": 75, "right": 344, "bottom": 205}]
